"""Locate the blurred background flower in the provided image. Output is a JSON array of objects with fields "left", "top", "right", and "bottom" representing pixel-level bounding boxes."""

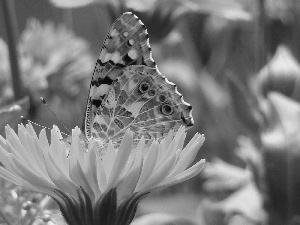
[
  {"left": 20, "top": 19, "right": 93, "bottom": 97},
  {"left": 18, "top": 18, "right": 94, "bottom": 129},
  {"left": 0, "top": 38, "right": 13, "bottom": 106},
  {"left": 0, "top": 178, "right": 63, "bottom": 225},
  {"left": 0, "top": 18, "right": 94, "bottom": 131}
]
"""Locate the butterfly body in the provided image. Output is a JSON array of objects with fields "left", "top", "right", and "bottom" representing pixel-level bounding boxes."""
[{"left": 83, "top": 12, "right": 193, "bottom": 150}]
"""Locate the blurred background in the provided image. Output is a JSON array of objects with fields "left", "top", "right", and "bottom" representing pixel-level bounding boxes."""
[{"left": 1, "top": 0, "right": 300, "bottom": 224}]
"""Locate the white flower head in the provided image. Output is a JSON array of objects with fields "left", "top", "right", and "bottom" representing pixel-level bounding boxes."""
[{"left": 0, "top": 124, "right": 205, "bottom": 224}]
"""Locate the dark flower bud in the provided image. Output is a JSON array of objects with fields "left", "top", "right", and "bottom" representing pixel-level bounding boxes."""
[
  {"left": 22, "top": 201, "right": 33, "bottom": 210},
  {"left": 256, "top": 45, "right": 300, "bottom": 102}
]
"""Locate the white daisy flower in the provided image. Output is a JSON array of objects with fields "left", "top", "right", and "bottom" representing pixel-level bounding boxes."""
[{"left": 0, "top": 124, "right": 205, "bottom": 225}]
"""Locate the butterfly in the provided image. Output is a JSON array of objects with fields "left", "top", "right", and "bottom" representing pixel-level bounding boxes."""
[{"left": 82, "top": 12, "right": 193, "bottom": 151}]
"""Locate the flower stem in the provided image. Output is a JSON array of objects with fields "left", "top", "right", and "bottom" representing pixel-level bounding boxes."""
[
  {"left": 255, "top": 0, "right": 266, "bottom": 71},
  {"left": 1, "top": 0, "right": 25, "bottom": 101}
]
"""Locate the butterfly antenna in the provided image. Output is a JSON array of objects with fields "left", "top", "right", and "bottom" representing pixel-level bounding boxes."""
[
  {"left": 21, "top": 116, "right": 69, "bottom": 136},
  {"left": 21, "top": 116, "right": 51, "bottom": 131},
  {"left": 40, "top": 97, "right": 71, "bottom": 134}
]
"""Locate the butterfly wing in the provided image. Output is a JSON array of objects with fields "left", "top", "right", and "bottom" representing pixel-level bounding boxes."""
[
  {"left": 84, "top": 12, "right": 156, "bottom": 139},
  {"left": 84, "top": 12, "right": 193, "bottom": 148}
]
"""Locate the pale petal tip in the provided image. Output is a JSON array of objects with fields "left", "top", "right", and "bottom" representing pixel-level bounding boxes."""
[
  {"left": 51, "top": 125, "right": 63, "bottom": 140},
  {"left": 71, "top": 126, "right": 81, "bottom": 136},
  {"left": 120, "top": 129, "right": 134, "bottom": 146}
]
